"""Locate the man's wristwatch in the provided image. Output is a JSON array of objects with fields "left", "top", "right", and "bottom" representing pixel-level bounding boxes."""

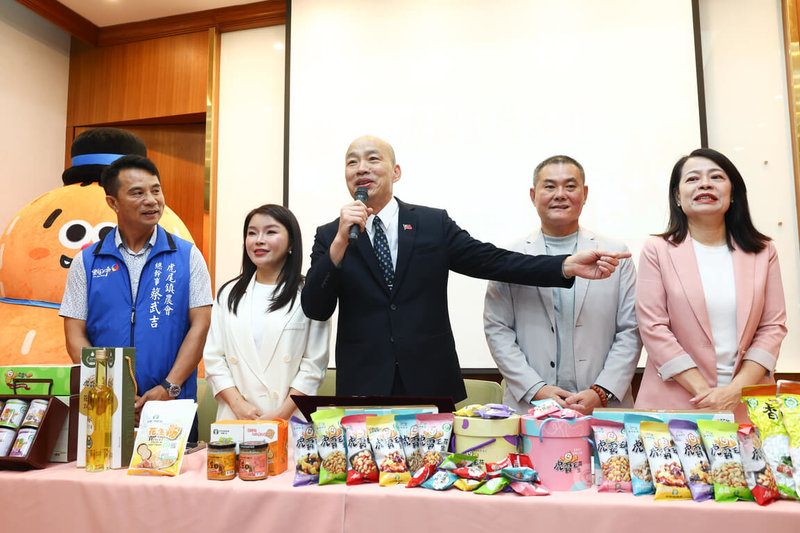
[{"left": 160, "top": 379, "right": 181, "bottom": 398}]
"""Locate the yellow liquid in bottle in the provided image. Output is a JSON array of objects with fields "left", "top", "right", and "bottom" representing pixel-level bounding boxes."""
[{"left": 86, "top": 349, "right": 114, "bottom": 472}]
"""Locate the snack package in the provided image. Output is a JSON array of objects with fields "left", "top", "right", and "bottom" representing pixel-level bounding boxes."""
[
  {"left": 406, "top": 463, "right": 437, "bottom": 488},
  {"left": 509, "top": 480, "right": 549, "bottom": 496},
  {"left": 474, "top": 476, "right": 510, "bottom": 495},
  {"left": 591, "top": 420, "right": 632, "bottom": 493},
  {"left": 454, "top": 477, "right": 485, "bottom": 491},
  {"left": 668, "top": 420, "right": 713, "bottom": 501},
  {"left": 453, "top": 465, "right": 486, "bottom": 480},
  {"left": 696, "top": 419, "right": 754, "bottom": 502},
  {"left": 486, "top": 456, "right": 512, "bottom": 479},
  {"left": 396, "top": 413, "right": 423, "bottom": 472},
  {"left": 738, "top": 424, "right": 780, "bottom": 505},
  {"left": 367, "top": 414, "right": 411, "bottom": 486},
  {"left": 438, "top": 452, "right": 478, "bottom": 471},
  {"left": 127, "top": 400, "right": 196, "bottom": 476},
  {"left": 778, "top": 381, "right": 800, "bottom": 492},
  {"left": 421, "top": 470, "right": 459, "bottom": 490},
  {"left": 417, "top": 413, "right": 454, "bottom": 468},
  {"left": 742, "top": 384, "right": 798, "bottom": 499},
  {"left": 640, "top": 421, "right": 692, "bottom": 500},
  {"left": 527, "top": 398, "right": 562, "bottom": 419},
  {"left": 475, "top": 404, "right": 515, "bottom": 419},
  {"left": 290, "top": 416, "right": 320, "bottom": 486},
  {"left": 454, "top": 404, "right": 482, "bottom": 417},
  {"left": 341, "top": 414, "right": 378, "bottom": 485},
  {"left": 310, "top": 408, "right": 347, "bottom": 485},
  {"left": 623, "top": 414, "right": 660, "bottom": 496}
]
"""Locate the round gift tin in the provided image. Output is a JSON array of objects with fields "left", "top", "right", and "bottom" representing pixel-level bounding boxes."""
[
  {"left": 0, "top": 427, "right": 16, "bottom": 456},
  {"left": 238, "top": 441, "right": 269, "bottom": 481},
  {"left": 0, "top": 399, "right": 29, "bottom": 430},
  {"left": 21, "top": 399, "right": 49, "bottom": 429},
  {"left": 9, "top": 427, "right": 37, "bottom": 457}
]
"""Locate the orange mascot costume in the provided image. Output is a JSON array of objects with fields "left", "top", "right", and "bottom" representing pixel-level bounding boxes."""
[{"left": 0, "top": 128, "right": 192, "bottom": 366}]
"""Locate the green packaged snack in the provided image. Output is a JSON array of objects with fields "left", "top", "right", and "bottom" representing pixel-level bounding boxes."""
[
  {"left": 311, "top": 408, "right": 347, "bottom": 485},
  {"left": 474, "top": 476, "right": 510, "bottom": 495},
  {"left": 742, "top": 384, "right": 798, "bottom": 499},
  {"left": 696, "top": 419, "right": 753, "bottom": 502}
]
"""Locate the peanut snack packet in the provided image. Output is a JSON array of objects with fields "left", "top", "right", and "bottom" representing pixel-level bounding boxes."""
[
  {"left": 738, "top": 424, "right": 780, "bottom": 505},
  {"left": 668, "top": 420, "right": 713, "bottom": 502},
  {"left": 742, "top": 384, "right": 798, "bottom": 499},
  {"left": 310, "top": 408, "right": 347, "bottom": 485},
  {"left": 367, "top": 414, "right": 411, "bottom": 486},
  {"left": 777, "top": 381, "right": 800, "bottom": 494},
  {"left": 640, "top": 421, "right": 691, "bottom": 500},
  {"left": 474, "top": 476, "right": 510, "bottom": 495},
  {"left": 417, "top": 413, "right": 453, "bottom": 469},
  {"left": 396, "top": 413, "right": 423, "bottom": 472},
  {"left": 341, "top": 414, "right": 378, "bottom": 485},
  {"left": 696, "top": 419, "right": 753, "bottom": 502},
  {"left": 592, "top": 420, "right": 632, "bottom": 493},
  {"left": 128, "top": 400, "right": 196, "bottom": 477},
  {"left": 290, "top": 416, "right": 320, "bottom": 486},
  {"left": 623, "top": 413, "right": 661, "bottom": 496}
]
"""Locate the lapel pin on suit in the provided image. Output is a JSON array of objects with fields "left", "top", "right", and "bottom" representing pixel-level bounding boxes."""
[{"left": 403, "top": 224, "right": 413, "bottom": 230}]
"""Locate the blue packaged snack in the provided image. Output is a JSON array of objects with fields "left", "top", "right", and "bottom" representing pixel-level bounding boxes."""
[
  {"left": 623, "top": 413, "right": 661, "bottom": 495},
  {"left": 421, "top": 470, "right": 459, "bottom": 490}
]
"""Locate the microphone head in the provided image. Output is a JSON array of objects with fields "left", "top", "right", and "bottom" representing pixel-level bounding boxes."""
[{"left": 354, "top": 186, "right": 368, "bottom": 203}]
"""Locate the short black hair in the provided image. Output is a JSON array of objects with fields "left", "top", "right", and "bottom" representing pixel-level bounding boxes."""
[
  {"left": 100, "top": 154, "right": 160, "bottom": 197},
  {"left": 533, "top": 155, "right": 585, "bottom": 186}
]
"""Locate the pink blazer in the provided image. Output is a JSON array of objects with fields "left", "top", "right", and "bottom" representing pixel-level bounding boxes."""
[{"left": 634, "top": 236, "right": 786, "bottom": 420}]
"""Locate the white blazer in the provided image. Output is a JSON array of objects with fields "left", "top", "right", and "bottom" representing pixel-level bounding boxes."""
[
  {"left": 203, "top": 276, "right": 331, "bottom": 421},
  {"left": 484, "top": 227, "right": 642, "bottom": 412}
]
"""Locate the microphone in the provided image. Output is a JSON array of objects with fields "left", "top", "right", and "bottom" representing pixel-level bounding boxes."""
[{"left": 348, "top": 186, "right": 368, "bottom": 244}]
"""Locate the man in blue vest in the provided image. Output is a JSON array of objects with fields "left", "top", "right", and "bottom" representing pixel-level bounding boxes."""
[{"left": 60, "top": 155, "right": 212, "bottom": 440}]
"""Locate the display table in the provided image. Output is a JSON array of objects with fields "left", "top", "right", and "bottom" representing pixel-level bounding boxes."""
[{"left": 1, "top": 450, "right": 798, "bottom": 533}]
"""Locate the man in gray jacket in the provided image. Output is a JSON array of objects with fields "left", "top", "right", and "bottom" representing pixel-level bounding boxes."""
[{"left": 484, "top": 155, "right": 642, "bottom": 414}]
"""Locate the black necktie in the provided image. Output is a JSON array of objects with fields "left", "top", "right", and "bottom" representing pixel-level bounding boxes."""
[{"left": 373, "top": 216, "right": 395, "bottom": 289}]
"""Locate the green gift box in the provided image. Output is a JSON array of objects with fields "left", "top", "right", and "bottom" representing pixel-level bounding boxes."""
[{"left": 0, "top": 365, "right": 80, "bottom": 396}]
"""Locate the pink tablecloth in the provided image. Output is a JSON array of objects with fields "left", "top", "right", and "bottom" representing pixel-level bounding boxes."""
[{"left": 1, "top": 451, "right": 798, "bottom": 533}]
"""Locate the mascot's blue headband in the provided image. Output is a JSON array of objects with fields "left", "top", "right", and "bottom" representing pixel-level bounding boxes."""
[{"left": 70, "top": 153, "right": 124, "bottom": 166}]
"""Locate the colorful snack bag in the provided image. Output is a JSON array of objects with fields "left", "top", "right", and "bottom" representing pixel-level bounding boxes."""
[
  {"left": 290, "top": 416, "right": 320, "bottom": 486},
  {"left": 742, "top": 384, "right": 798, "bottom": 499},
  {"left": 738, "top": 424, "right": 780, "bottom": 505},
  {"left": 406, "top": 463, "right": 437, "bottom": 488},
  {"left": 421, "top": 470, "right": 459, "bottom": 490},
  {"left": 310, "top": 408, "right": 348, "bottom": 485},
  {"left": 438, "top": 452, "right": 478, "bottom": 471},
  {"left": 417, "top": 413, "right": 453, "bottom": 468},
  {"left": 508, "top": 481, "right": 549, "bottom": 496},
  {"left": 668, "top": 420, "right": 713, "bottom": 501},
  {"left": 623, "top": 414, "right": 660, "bottom": 496},
  {"left": 640, "top": 421, "right": 692, "bottom": 500},
  {"left": 366, "top": 414, "right": 411, "bottom": 486},
  {"left": 591, "top": 420, "right": 632, "bottom": 493},
  {"left": 341, "top": 414, "right": 378, "bottom": 485},
  {"left": 528, "top": 399, "right": 561, "bottom": 419},
  {"left": 127, "top": 400, "right": 196, "bottom": 477},
  {"left": 486, "top": 456, "right": 512, "bottom": 479},
  {"left": 778, "top": 381, "right": 800, "bottom": 492},
  {"left": 696, "top": 419, "right": 753, "bottom": 502},
  {"left": 474, "top": 476, "right": 510, "bottom": 495},
  {"left": 453, "top": 465, "right": 486, "bottom": 480},
  {"left": 454, "top": 477, "right": 485, "bottom": 491},
  {"left": 396, "top": 413, "right": 423, "bottom": 472}
]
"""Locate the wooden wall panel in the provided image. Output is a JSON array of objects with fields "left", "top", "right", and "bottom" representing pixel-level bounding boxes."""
[{"left": 67, "top": 32, "right": 208, "bottom": 126}]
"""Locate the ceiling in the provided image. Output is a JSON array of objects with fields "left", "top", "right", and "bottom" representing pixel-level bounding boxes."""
[{"left": 58, "top": 0, "right": 263, "bottom": 27}]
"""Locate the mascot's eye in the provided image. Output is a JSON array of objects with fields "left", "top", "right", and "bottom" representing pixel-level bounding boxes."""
[
  {"left": 94, "top": 223, "right": 116, "bottom": 242},
  {"left": 58, "top": 220, "right": 93, "bottom": 249}
]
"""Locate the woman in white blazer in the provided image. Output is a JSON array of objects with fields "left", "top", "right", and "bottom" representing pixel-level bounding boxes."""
[{"left": 203, "top": 204, "right": 330, "bottom": 421}]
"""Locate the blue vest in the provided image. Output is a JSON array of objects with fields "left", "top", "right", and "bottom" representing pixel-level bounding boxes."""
[{"left": 84, "top": 225, "right": 196, "bottom": 400}]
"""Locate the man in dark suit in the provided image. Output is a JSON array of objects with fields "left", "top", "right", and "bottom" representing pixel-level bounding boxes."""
[{"left": 301, "top": 135, "right": 628, "bottom": 402}]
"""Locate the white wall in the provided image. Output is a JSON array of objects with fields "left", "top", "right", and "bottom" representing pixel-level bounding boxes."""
[
  {"left": 215, "top": 25, "right": 286, "bottom": 291},
  {"left": 700, "top": 0, "right": 799, "bottom": 372},
  {"left": 0, "top": 2, "right": 70, "bottom": 232}
]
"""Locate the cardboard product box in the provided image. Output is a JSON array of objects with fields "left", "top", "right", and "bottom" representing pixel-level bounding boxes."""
[
  {"left": 0, "top": 395, "right": 68, "bottom": 469},
  {"left": 49, "top": 395, "right": 79, "bottom": 463},
  {"left": 0, "top": 365, "right": 79, "bottom": 396},
  {"left": 77, "top": 347, "right": 136, "bottom": 469},
  {"left": 211, "top": 419, "right": 288, "bottom": 475}
]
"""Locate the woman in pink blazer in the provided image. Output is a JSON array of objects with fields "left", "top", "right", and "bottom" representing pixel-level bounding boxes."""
[{"left": 635, "top": 148, "right": 786, "bottom": 421}]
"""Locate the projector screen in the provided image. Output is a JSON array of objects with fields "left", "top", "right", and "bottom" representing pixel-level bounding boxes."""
[{"left": 288, "top": 0, "right": 702, "bottom": 368}]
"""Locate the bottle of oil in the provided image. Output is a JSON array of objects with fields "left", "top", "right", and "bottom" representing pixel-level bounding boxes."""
[{"left": 86, "top": 348, "right": 114, "bottom": 471}]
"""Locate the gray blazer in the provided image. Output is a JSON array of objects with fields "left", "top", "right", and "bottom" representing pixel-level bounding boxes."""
[{"left": 483, "top": 227, "right": 642, "bottom": 413}]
